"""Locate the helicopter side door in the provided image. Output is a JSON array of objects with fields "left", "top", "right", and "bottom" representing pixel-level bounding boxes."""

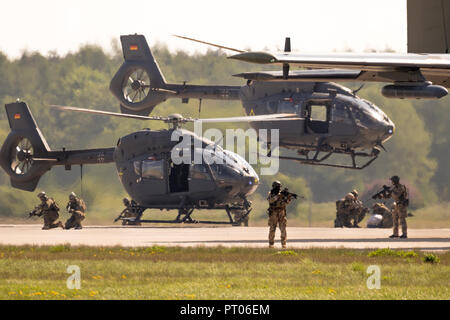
[
  {"left": 168, "top": 159, "right": 190, "bottom": 193},
  {"left": 189, "top": 163, "right": 216, "bottom": 194},
  {"left": 134, "top": 157, "right": 166, "bottom": 195}
]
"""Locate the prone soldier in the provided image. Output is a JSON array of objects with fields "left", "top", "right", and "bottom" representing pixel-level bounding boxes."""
[
  {"left": 64, "top": 192, "right": 86, "bottom": 230},
  {"left": 267, "top": 181, "right": 297, "bottom": 248},
  {"left": 30, "top": 191, "right": 64, "bottom": 230}
]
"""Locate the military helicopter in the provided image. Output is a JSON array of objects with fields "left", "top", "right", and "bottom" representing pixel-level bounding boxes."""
[
  {"left": 109, "top": 34, "right": 395, "bottom": 170},
  {"left": 0, "top": 101, "right": 299, "bottom": 225}
]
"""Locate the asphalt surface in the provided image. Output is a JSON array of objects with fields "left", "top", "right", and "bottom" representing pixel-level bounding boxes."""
[{"left": 0, "top": 224, "right": 449, "bottom": 250}]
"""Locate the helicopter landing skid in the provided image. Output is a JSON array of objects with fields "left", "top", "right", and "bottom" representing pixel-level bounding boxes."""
[
  {"left": 278, "top": 147, "right": 380, "bottom": 170},
  {"left": 124, "top": 206, "right": 252, "bottom": 226}
]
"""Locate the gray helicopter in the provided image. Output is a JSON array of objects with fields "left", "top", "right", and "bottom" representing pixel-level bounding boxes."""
[
  {"left": 109, "top": 34, "right": 395, "bottom": 169},
  {"left": 0, "top": 101, "right": 298, "bottom": 225}
]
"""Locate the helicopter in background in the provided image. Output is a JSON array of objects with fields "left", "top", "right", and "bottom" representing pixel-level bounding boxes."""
[
  {"left": 0, "top": 101, "right": 299, "bottom": 225},
  {"left": 109, "top": 34, "right": 395, "bottom": 170}
]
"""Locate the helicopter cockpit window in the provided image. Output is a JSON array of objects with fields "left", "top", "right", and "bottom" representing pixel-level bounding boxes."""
[
  {"left": 141, "top": 159, "right": 164, "bottom": 180},
  {"left": 277, "top": 100, "right": 299, "bottom": 114},
  {"left": 310, "top": 105, "right": 328, "bottom": 121},
  {"left": 350, "top": 106, "right": 371, "bottom": 124},
  {"left": 332, "top": 105, "right": 352, "bottom": 125},
  {"left": 210, "top": 163, "right": 239, "bottom": 178},
  {"left": 190, "top": 164, "right": 211, "bottom": 180}
]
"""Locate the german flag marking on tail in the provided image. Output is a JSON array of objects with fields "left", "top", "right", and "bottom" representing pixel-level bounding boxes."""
[
  {"left": 14, "top": 114, "right": 21, "bottom": 119},
  {"left": 129, "top": 45, "right": 138, "bottom": 51}
]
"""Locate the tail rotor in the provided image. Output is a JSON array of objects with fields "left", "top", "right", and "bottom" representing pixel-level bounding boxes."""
[
  {"left": 10, "top": 137, "right": 34, "bottom": 175},
  {"left": 123, "top": 68, "right": 151, "bottom": 103}
]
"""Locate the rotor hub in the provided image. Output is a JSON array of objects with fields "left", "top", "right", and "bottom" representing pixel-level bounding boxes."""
[{"left": 131, "top": 79, "right": 143, "bottom": 91}]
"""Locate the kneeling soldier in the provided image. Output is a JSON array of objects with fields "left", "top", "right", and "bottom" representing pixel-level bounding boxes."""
[
  {"left": 64, "top": 192, "right": 87, "bottom": 230},
  {"left": 31, "top": 191, "right": 64, "bottom": 230}
]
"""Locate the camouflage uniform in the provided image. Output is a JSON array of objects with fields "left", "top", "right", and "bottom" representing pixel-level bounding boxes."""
[
  {"left": 335, "top": 193, "right": 356, "bottom": 228},
  {"left": 389, "top": 180, "right": 408, "bottom": 237},
  {"left": 372, "top": 203, "right": 393, "bottom": 228},
  {"left": 64, "top": 193, "right": 86, "bottom": 230},
  {"left": 233, "top": 210, "right": 249, "bottom": 226},
  {"left": 348, "top": 190, "right": 367, "bottom": 228},
  {"left": 33, "top": 192, "right": 64, "bottom": 230},
  {"left": 267, "top": 182, "right": 294, "bottom": 248},
  {"left": 119, "top": 198, "right": 141, "bottom": 225}
]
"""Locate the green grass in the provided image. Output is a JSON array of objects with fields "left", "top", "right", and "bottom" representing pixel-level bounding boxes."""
[{"left": 0, "top": 245, "right": 449, "bottom": 300}]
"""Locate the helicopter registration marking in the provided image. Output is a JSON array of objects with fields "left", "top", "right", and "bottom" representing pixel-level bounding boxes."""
[{"left": 97, "top": 153, "right": 105, "bottom": 163}]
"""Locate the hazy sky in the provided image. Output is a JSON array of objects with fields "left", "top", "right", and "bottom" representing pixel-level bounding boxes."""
[{"left": 0, "top": 0, "right": 407, "bottom": 59}]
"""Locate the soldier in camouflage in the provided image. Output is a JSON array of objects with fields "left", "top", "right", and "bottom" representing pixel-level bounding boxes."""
[
  {"left": 334, "top": 193, "right": 356, "bottom": 228},
  {"left": 349, "top": 189, "right": 367, "bottom": 228},
  {"left": 31, "top": 191, "right": 64, "bottom": 230},
  {"left": 367, "top": 203, "right": 393, "bottom": 228},
  {"left": 64, "top": 192, "right": 87, "bottom": 230},
  {"left": 376, "top": 176, "right": 409, "bottom": 238},
  {"left": 117, "top": 198, "right": 142, "bottom": 225},
  {"left": 267, "top": 181, "right": 295, "bottom": 248},
  {"left": 232, "top": 209, "right": 249, "bottom": 227}
]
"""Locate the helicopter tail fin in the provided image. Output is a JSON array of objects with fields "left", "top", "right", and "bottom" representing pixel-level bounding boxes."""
[
  {"left": 110, "top": 34, "right": 170, "bottom": 116},
  {"left": 0, "top": 101, "right": 52, "bottom": 191}
]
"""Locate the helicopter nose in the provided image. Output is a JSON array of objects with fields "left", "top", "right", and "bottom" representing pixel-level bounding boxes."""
[
  {"left": 381, "top": 122, "right": 395, "bottom": 142},
  {"left": 240, "top": 175, "right": 259, "bottom": 196}
]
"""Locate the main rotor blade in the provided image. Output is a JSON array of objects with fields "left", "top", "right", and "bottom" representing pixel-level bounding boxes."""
[
  {"left": 50, "top": 105, "right": 302, "bottom": 124},
  {"left": 49, "top": 105, "right": 167, "bottom": 121},
  {"left": 173, "top": 34, "right": 245, "bottom": 53},
  {"left": 191, "top": 113, "right": 302, "bottom": 123}
]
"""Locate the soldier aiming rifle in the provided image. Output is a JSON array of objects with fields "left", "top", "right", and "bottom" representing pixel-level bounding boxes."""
[
  {"left": 372, "top": 176, "right": 409, "bottom": 238},
  {"left": 29, "top": 191, "right": 64, "bottom": 230},
  {"left": 267, "top": 181, "right": 298, "bottom": 248}
]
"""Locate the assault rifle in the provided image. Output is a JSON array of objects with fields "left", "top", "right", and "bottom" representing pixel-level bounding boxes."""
[
  {"left": 371, "top": 185, "right": 392, "bottom": 200},
  {"left": 281, "top": 187, "right": 303, "bottom": 200},
  {"left": 27, "top": 207, "right": 41, "bottom": 219}
]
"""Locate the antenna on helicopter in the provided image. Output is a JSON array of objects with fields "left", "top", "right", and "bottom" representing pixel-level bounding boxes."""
[{"left": 352, "top": 84, "right": 365, "bottom": 95}]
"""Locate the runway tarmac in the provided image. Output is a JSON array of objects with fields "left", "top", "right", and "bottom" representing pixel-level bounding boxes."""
[{"left": 1, "top": 224, "right": 449, "bottom": 250}]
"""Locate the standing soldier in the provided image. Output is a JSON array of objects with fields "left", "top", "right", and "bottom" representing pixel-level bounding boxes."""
[
  {"left": 64, "top": 192, "right": 87, "bottom": 230},
  {"left": 375, "top": 176, "right": 409, "bottom": 238},
  {"left": 267, "top": 181, "right": 296, "bottom": 248},
  {"left": 30, "top": 191, "right": 64, "bottom": 230}
]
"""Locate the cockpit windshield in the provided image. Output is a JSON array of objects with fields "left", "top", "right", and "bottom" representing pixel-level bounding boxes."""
[{"left": 360, "top": 99, "right": 388, "bottom": 122}]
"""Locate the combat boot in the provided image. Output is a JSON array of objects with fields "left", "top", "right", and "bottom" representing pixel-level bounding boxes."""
[
  {"left": 389, "top": 234, "right": 399, "bottom": 238},
  {"left": 400, "top": 234, "right": 407, "bottom": 239}
]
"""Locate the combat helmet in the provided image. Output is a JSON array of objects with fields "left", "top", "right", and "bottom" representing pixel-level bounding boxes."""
[
  {"left": 37, "top": 191, "right": 47, "bottom": 199},
  {"left": 123, "top": 198, "right": 130, "bottom": 206},
  {"left": 345, "top": 193, "right": 355, "bottom": 201},
  {"left": 351, "top": 189, "right": 359, "bottom": 198},
  {"left": 390, "top": 175, "right": 400, "bottom": 184},
  {"left": 69, "top": 192, "right": 77, "bottom": 200},
  {"left": 272, "top": 180, "right": 281, "bottom": 188}
]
